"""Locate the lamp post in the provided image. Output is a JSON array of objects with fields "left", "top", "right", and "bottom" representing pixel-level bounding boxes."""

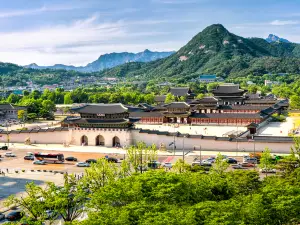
[
  {"left": 182, "top": 134, "right": 187, "bottom": 163},
  {"left": 194, "top": 145, "right": 202, "bottom": 161}
]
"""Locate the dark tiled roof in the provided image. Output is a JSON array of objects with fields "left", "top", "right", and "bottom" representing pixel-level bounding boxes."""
[
  {"left": 67, "top": 118, "right": 129, "bottom": 124},
  {"left": 220, "top": 105, "right": 269, "bottom": 110},
  {"left": 165, "top": 102, "right": 190, "bottom": 109},
  {"left": 71, "top": 103, "right": 128, "bottom": 114},
  {"left": 245, "top": 93, "right": 261, "bottom": 99},
  {"left": 212, "top": 84, "right": 245, "bottom": 94},
  {"left": 169, "top": 87, "right": 191, "bottom": 96},
  {"left": 244, "top": 99, "right": 277, "bottom": 104},
  {"left": 195, "top": 97, "right": 218, "bottom": 104},
  {"left": 154, "top": 95, "right": 166, "bottom": 102},
  {"left": 191, "top": 113, "right": 262, "bottom": 119},
  {"left": 129, "top": 111, "right": 163, "bottom": 118},
  {"left": 0, "top": 104, "right": 27, "bottom": 110}
]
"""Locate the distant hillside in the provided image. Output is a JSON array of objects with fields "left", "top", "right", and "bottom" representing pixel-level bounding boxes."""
[
  {"left": 25, "top": 49, "right": 175, "bottom": 72},
  {"left": 266, "top": 34, "right": 290, "bottom": 43},
  {"left": 98, "top": 24, "right": 300, "bottom": 80}
]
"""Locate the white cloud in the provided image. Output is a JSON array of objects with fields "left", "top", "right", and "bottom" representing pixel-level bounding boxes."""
[
  {"left": 0, "top": 15, "right": 178, "bottom": 66},
  {"left": 0, "top": 5, "right": 80, "bottom": 18},
  {"left": 270, "top": 20, "right": 300, "bottom": 26}
]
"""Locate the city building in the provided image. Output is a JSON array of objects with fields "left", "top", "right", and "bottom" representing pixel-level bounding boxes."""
[{"left": 199, "top": 74, "right": 217, "bottom": 83}]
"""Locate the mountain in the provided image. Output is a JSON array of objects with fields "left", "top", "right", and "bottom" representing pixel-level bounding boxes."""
[
  {"left": 25, "top": 49, "right": 175, "bottom": 72},
  {"left": 266, "top": 34, "right": 290, "bottom": 43},
  {"left": 98, "top": 24, "right": 300, "bottom": 80}
]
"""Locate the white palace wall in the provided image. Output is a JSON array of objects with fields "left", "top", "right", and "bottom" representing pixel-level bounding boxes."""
[
  {"left": 131, "top": 130, "right": 293, "bottom": 153},
  {"left": 2, "top": 128, "right": 293, "bottom": 153},
  {"left": 0, "top": 131, "right": 69, "bottom": 144}
]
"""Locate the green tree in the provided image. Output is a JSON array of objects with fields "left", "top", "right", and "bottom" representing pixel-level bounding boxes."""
[
  {"left": 27, "top": 113, "right": 37, "bottom": 121},
  {"left": 64, "top": 92, "right": 73, "bottom": 104},
  {"left": 196, "top": 93, "right": 204, "bottom": 99},
  {"left": 17, "top": 109, "right": 27, "bottom": 121},
  {"left": 211, "top": 153, "right": 229, "bottom": 175},
  {"left": 165, "top": 93, "right": 175, "bottom": 103},
  {"left": 259, "top": 147, "right": 274, "bottom": 176},
  {"left": 290, "top": 95, "right": 300, "bottom": 109}
]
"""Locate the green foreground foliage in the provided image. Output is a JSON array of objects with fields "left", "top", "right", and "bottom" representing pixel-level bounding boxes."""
[{"left": 5, "top": 140, "right": 300, "bottom": 225}]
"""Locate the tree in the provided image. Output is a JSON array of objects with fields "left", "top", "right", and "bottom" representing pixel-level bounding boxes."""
[
  {"left": 165, "top": 93, "right": 175, "bottom": 103},
  {"left": 41, "top": 100, "right": 56, "bottom": 112},
  {"left": 7, "top": 93, "right": 19, "bottom": 103},
  {"left": 259, "top": 147, "right": 274, "bottom": 176},
  {"left": 248, "top": 85, "right": 258, "bottom": 94},
  {"left": 83, "top": 158, "right": 118, "bottom": 192},
  {"left": 27, "top": 113, "right": 37, "bottom": 121},
  {"left": 64, "top": 92, "right": 73, "bottom": 104},
  {"left": 196, "top": 93, "right": 204, "bottom": 99},
  {"left": 126, "top": 142, "right": 157, "bottom": 173},
  {"left": 5, "top": 182, "right": 57, "bottom": 222},
  {"left": 172, "top": 159, "right": 191, "bottom": 173},
  {"left": 17, "top": 110, "right": 26, "bottom": 121},
  {"left": 210, "top": 153, "right": 229, "bottom": 175},
  {"left": 290, "top": 95, "right": 300, "bottom": 109}
]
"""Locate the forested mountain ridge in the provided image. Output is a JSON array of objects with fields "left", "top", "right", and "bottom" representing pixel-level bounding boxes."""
[
  {"left": 98, "top": 24, "right": 300, "bottom": 81},
  {"left": 2, "top": 24, "right": 300, "bottom": 86},
  {"left": 25, "top": 49, "right": 175, "bottom": 72}
]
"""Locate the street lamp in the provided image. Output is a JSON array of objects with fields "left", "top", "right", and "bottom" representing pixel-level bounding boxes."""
[
  {"left": 194, "top": 145, "right": 202, "bottom": 161},
  {"left": 182, "top": 134, "right": 188, "bottom": 163}
]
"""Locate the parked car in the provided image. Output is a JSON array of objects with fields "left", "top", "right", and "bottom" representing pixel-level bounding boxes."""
[
  {"left": 65, "top": 156, "right": 78, "bottom": 162},
  {"left": 243, "top": 157, "right": 258, "bottom": 164},
  {"left": 4, "top": 152, "right": 16, "bottom": 157},
  {"left": 6, "top": 211, "right": 23, "bottom": 221},
  {"left": 162, "top": 162, "right": 172, "bottom": 169},
  {"left": 106, "top": 157, "right": 118, "bottom": 163},
  {"left": 0, "top": 212, "right": 5, "bottom": 220},
  {"left": 24, "top": 155, "right": 34, "bottom": 160},
  {"left": 225, "top": 158, "right": 238, "bottom": 164},
  {"left": 192, "top": 160, "right": 212, "bottom": 167},
  {"left": 76, "top": 162, "right": 90, "bottom": 167},
  {"left": 260, "top": 168, "right": 276, "bottom": 173},
  {"left": 86, "top": 159, "right": 97, "bottom": 164},
  {"left": 0, "top": 146, "right": 8, "bottom": 150},
  {"left": 33, "top": 160, "right": 46, "bottom": 165},
  {"left": 206, "top": 157, "right": 216, "bottom": 163},
  {"left": 240, "top": 162, "right": 255, "bottom": 167},
  {"left": 232, "top": 164, "right": 244, "bottom": 169}
]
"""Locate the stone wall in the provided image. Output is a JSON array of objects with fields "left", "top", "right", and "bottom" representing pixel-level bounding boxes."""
[
  {"left": 0, "top": 130, "right": 69, "bottom": 144},
  {"left": 131, "top": 130, "right": 293, "bottom": 153}
]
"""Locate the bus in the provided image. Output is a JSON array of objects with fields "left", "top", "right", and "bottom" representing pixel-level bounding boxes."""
[{"left": 34, "top": 152, "right": 64, "bottom": 163}]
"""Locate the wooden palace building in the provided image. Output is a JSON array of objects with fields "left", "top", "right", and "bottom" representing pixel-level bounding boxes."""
[{"left": 62, "top": 84, "right": 288, "bottom": 129}]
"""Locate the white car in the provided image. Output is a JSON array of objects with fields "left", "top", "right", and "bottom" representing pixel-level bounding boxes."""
[
  {"left": 33, "top": 160, "right": 46, "bottom": 165},
  {"left": 4, "top": 152, "right": 16, "bottom": 157},
  {"left": 76, "top": 162, "right": 90, "bottom": 167},
  {"left": 260, "top": 168, "right": 276, "bottom": 173},
  {"left": 162, "top": 162, "right": 172, "bottom": 169}
]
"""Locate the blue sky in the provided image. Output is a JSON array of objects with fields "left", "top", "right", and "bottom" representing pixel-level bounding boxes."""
[{"left": 0, "top": 0, "right": 299, "bottom": 66}]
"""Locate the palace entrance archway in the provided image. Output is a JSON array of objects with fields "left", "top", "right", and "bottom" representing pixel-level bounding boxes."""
[
  {"left": 81, "top": 135, "right": 88, "bottom": 146},
  {"left": 112, "top": 136, "right": 120, "bottom": 147},
  {"left": 95, "top": 135, "right": 105, "bottom": 146}
]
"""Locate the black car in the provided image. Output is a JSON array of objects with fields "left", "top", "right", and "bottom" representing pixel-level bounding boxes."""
[
  {"left": 106, "top": 157, "right": 118, "bottom": 163},
  {"left": 226, "top": 158, "right": 238, "bottom": 164},
  {"left": 24, "top": 155, "right": 34, "bottom": 160},
  {"left": 0, "top": 146, "right": 8, "bottom": 150},
  {"left": 86, "top": 159, "right": 97, "bottom": 164},
  {"left": 6, "top": 211, "right": 23, "bottom": 221},
  {"left": 65, "top": 156, "right": 78, "bottom": 162}
]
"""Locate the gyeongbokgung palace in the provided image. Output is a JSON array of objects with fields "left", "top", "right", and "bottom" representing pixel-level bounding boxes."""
[
  {"left": 62, "top": 83, "right": 288, "bottom": 129},
  {"left": 1, "top": 83, "right": 292, "bottom": 150}
]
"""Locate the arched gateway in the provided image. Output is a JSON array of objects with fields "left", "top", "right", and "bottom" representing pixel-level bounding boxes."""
[
  {"left": 112, "top": 136, "right": 120, "bottom": 147},
  {"left": 81, "top": 135, "right": 88, "bottom": 146},
  {"left": 95, "top": 135, "right": 105, "bottom": 146}
]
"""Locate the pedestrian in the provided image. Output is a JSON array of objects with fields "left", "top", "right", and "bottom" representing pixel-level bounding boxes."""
[{"left": 6, "top": 168, "right": 8, "bottom": 174}]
